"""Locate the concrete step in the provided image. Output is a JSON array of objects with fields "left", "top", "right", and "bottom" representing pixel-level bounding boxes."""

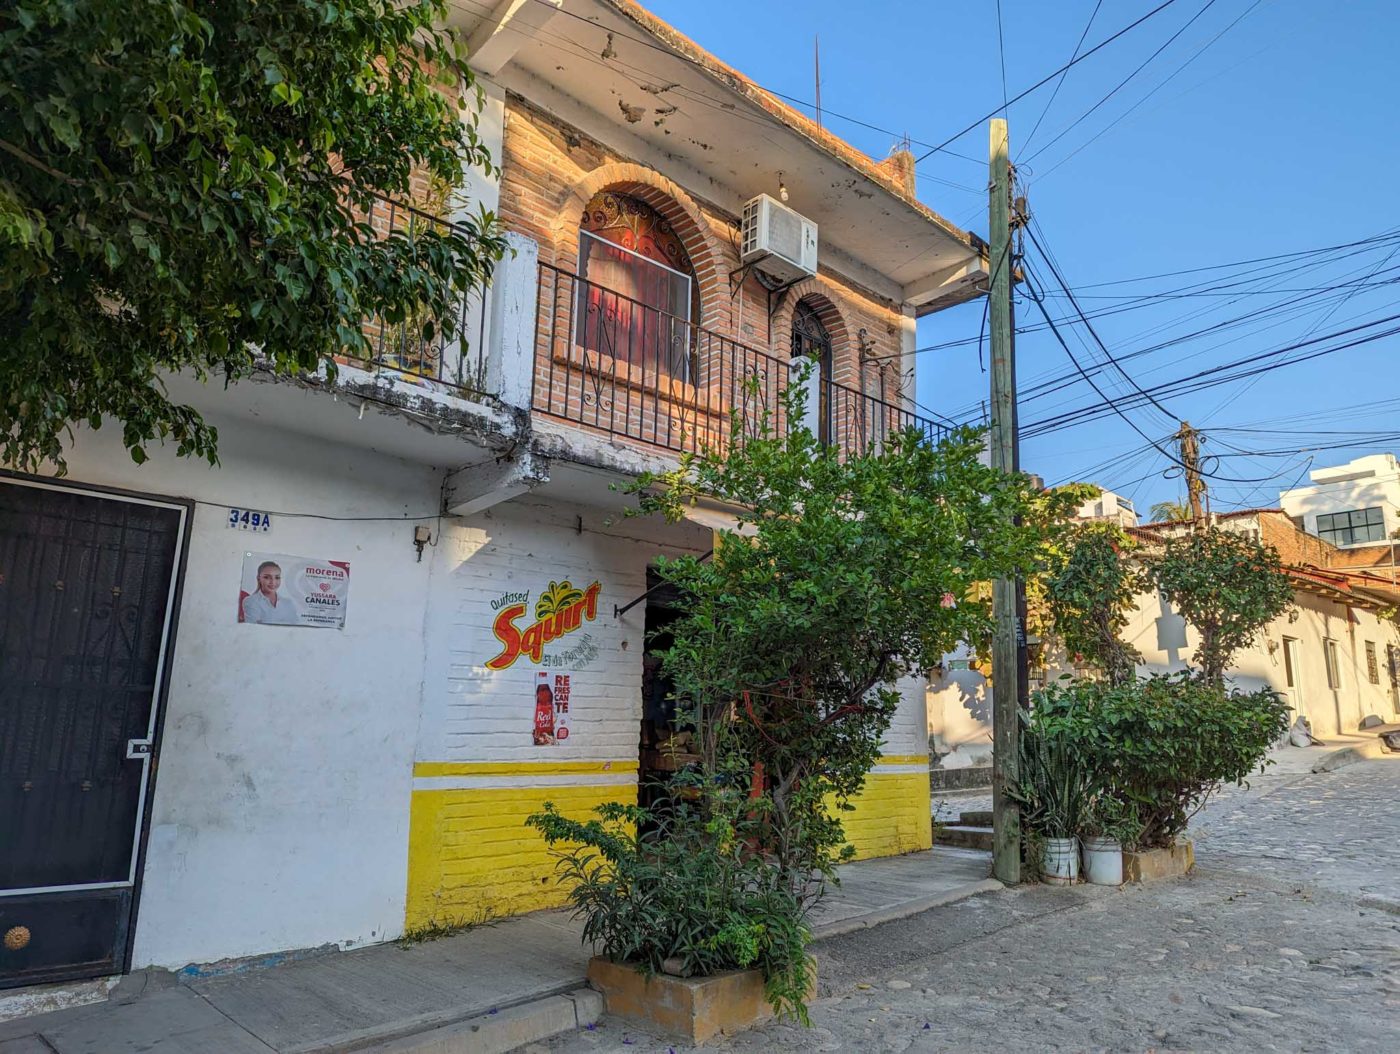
[
  {"left": 364, "top": 988, "right": 602, "bottom": 1054},
  {"left": 959, "top": 810, "right": 993, "bottom": 827},
  {"left": 937, "top": 825, "right": 994, "bottom": 851},
  {"left": 929, "top": 766, "right": 992, "bottom": 792}
]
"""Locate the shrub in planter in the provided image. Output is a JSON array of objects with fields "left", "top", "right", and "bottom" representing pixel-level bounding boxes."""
[
  {"left": 1033, "top": 674, "right": 1291, "bottom": 849},
  {"left": 1078, "top": 792, "right": 1143, "bottom": 886},
  {"left": 1080, "top": 791, "right": 1144, "bottom": 847},
  {"left": 527, "top": 799, "right": 813, "bottom": 1020}
]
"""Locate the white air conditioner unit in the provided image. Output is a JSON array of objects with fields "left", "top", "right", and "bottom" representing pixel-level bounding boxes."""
[{"left": 741, "top": 194, "right": 818, "bottom": 284}]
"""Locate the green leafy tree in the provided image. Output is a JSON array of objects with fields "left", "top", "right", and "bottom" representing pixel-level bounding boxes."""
[
  {"left": 1150, "top": 527, "right": 1294, "bottom": 686},
  {"left": 629, "top": 383, "right": 1075, "bottom": 899},
  {"left": 1043, "top": 521, "right": 1148, "bottom": 685},
  {"left": 531, "top": 383, "right": 1078, "bottom": 1014},
  {"left": 1, "top": 0, "right": 506, "bottom": 470}
]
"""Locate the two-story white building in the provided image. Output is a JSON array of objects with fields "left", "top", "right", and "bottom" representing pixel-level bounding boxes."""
[
  {"left": 1281, "top": 453, "right": 1400, "bottom": 549},
  {"left": 0, "top": 0, "right": 989, "bottom": 988}
]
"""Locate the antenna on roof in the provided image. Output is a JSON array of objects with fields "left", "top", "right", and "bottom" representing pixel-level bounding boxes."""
[{"left": 814, "top": 35, "right": 822, "bottom": 128}]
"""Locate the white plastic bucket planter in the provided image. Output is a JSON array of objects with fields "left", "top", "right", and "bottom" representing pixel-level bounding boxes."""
[
  {"left": 1081, "top": 836, "right": 1123, "bottom": 886},
  {"left": 1042, "top": 837, "right": 1079, "bottom": 884}
]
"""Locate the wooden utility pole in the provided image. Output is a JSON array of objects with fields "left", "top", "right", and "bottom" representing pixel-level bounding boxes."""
[
  {"left": 988, "top": 117, "right": 1020, "bottom": 886},
  {"left": 1176, "top": 421, "right": 1207, "bottom": 528}
]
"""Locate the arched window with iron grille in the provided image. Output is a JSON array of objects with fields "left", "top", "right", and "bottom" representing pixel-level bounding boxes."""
[{"left": 576, "top": 191, "right": 698, "bottom": 381}]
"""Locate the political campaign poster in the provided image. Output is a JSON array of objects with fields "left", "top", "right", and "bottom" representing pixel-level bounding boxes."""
[
  {"left": 533, "top": 670, "right": 573, "bottom": 746},
  {"left": 239, "top": 552, "right": 350, "bottom": 629}
]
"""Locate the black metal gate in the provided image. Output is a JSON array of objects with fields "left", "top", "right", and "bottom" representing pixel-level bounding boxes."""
[{"left": 0, "top": 477, "right": 187, "bottom": 988}]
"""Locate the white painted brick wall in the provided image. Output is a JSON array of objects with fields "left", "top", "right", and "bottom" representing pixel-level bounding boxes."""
[
  {"left": 419, "top": 498, "right": 702, "bottom": 764},
  {"left": 884, "top": 676, "right": 931, "bottom": 758},
  {"left": 417, "top": 496, "right": 928, "bottom": 767}
]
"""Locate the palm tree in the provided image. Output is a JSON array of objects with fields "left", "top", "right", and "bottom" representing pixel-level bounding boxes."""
[{"left": 1149, "top": 499, "right": 1191, "bottom": 522}]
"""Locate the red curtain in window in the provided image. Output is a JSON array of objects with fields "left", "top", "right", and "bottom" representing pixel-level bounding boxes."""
[{"left": 578, "top": 193, "right": 695, "bottom": 379}]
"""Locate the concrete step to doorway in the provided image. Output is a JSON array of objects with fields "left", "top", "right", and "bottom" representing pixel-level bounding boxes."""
[
  {"left": 937, "top": 825, "right": 994, "bottom": 851},
  {"left": 958, "top": 810, "right": 993, "bottom": 827}
]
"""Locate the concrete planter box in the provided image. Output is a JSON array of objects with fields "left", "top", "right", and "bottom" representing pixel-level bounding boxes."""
[
  {"left": 586, "top": 956, "right": 808, "bottom": 1045},
  {"left": 1124, "top": 841, "right": 1195, "bottom": 883}
]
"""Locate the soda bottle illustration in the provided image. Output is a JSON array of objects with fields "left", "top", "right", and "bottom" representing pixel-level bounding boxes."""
[{"left": 533, "top": 676, "right": 555, "bottom": 745}]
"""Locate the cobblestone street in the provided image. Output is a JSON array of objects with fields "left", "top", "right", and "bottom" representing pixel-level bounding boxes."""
[{"left": 539, "top": 756, "right": 1400, "bottom": 1053}]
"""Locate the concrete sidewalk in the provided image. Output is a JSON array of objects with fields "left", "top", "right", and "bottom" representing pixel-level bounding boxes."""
[{"left": 0, "top": 848, "right": 993, "bottom": 1054}]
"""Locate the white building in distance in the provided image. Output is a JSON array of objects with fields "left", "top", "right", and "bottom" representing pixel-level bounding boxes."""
[
  {"left": 1073, "top": 488, "right": 1140, "bottom": 528},
  {"left": 1281, "top": 454, "right": 1400, "bottom": 548}
]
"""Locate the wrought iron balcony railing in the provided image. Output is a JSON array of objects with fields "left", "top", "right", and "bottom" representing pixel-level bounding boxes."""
[
  {"left": 344, "top": 193, "right": 489, "bottom": 397},
  {"left": 532, "top": 261, "right": 947, "bottom": 458}
]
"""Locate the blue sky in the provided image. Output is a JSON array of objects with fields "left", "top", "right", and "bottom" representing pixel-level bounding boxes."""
[{"left": 645, "top": 0, "right": 1400, "bottom": 515}]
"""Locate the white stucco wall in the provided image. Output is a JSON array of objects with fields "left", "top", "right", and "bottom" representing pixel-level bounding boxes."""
[
  {"left": 926, "top": 667, "right": 994, "bottom": 767},
  {"left": 43, "top": 413, "right": 442, "bottom": 969},
  {"left": 1127, "top": 589, "right": 1400, "bottom": 739},
  {"left": 927, "top": 591, "right": 1400, "bottom": 751}
]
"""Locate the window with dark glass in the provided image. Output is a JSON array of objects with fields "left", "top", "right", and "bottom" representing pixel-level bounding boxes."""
[
  {"left": 791, "top": 301, "right": 833, "bottom": 445},
  {"left": 576, "top": 192, "right": 697, "bottom": 380},
  {"left": 1316, "top": 506, "right": 1386, "bottom": 546}
]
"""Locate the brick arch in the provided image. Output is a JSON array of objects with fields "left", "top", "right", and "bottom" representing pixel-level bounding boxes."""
[
  {"left": 774, "top": 283, "right": 853, "bottom": 383},
  {"left": 549, "top": 163, "right": 727, "bottom": 329}
]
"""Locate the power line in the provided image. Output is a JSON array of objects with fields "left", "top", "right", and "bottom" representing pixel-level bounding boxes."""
[
  {"left": 1203, "top": 232, "right": 1400, "bottom": 424},
  {"left": 1022, "top": 0, "right": 1221, "bottom": 164},
  {"left": 1026, "top": 211, "right": 1165, "bottom": 424},
  {"left": 1029, "top": 0, "right": 1267, "bottom": 179},
  {"left": 909, "top": 227, "right": 1400, "bottom": 384},
  {"left": 994, "top": 0, "right": 1011, "bottom": 119},
  {"left": 940, "top": 230, "right": 1400, "bottom": 422},
  {"left": 1012, "top": 277, "right": 1400, "bottom": 423},
  {"left": 1023, "top": 0, "right": 1105, "bottom": 152},
  {"left": 1024, "top": 293, "right": 1400, "bottom": 428},
  {"left": 1020, "top": 258, "right": 1282, "bottom": 484},
  {"left": 914, "top": 0, "right": 1186, "bottom": 162},
  {"left": 1021, "top": 257, "right": 1181, "bottom": 458},
  {"left": 1047, "top": 227, "right": 1400, "bottom": 291},
  {"left": 1025, "top": 218, "right": 1178, "bottom": 424},
  {"left": 1019, "top": 310, "right": 1400, "bottom": 439}
]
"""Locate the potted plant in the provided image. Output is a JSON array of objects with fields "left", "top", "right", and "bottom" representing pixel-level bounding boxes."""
[
  {"left": 1010, "top": 714, "right": 1093, "bottom": 884},
  {"left": 1030, "top": 674, "right": 1291, "bottom": 882},
  {"left": 1079, "top": 793, "right": 1141, "bottom": 886}
]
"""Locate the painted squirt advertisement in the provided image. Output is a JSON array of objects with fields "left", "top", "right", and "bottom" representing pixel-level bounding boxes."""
[{"left": 486, "top": 579, "right": 601, "bottom": 746}]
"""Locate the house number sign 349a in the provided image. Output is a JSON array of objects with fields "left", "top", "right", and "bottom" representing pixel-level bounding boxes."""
[{"left": 227, "top": 508, "right": 272, "bottom": 532}]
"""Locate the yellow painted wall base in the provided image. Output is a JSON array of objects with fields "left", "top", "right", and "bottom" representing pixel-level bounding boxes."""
[
  {"left": 405, "top": 777, "right": 636, "bottom": 933},
  {"left": 404, "top": 756, "right": 929, "bottom": 932},
  {"left": 839, "top": 764, "right": 932, "bottom": 861}
]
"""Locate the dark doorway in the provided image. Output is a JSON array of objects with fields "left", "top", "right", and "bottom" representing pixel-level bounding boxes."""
[
  {"left": 638, "top": 568, "right": 697, "bottom": 831},
  {"left": 0, "top": 477, "right": 187, "bottom": 988}
]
